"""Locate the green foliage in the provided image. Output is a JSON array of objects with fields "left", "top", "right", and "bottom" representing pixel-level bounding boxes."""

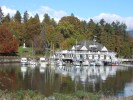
[
  {"left": 0, "top": 90, "right": 133, "bottom": 100},
  {"left": 57, "top": 21, "right": 75, "bottom": 38},
  {"left": 54, "top": 91, "right": 100, "bottom": 100},
  {"left": 43, "top": 13, "right": 51, "bottom": 25},
  {"left": 14, "top": 10, "right": 21, "bottom": 23},
  {"left": 120, "top": 42, "right": 132, "bottom": 57},
  {"left": 0, "top": 90, "right": 100, "bottom": 100},
  {"left": 34, "top": 13, "right": 40, "bottom": 22},
  {"left": 54, "top": 93, "right": 75, "bottom": 100},
  {"left": 0, "top": 7, "right": 4, "bottom": 24},
  {"left": 2, "top": 14, "right": 11, "bottom": 23},
  {"left": 0, "top": 90, "right": 46, "bottom": 100},
  {"left": 1, "top": 10, "right": 133, "bottom": 57},
  {"left": 74, "top": 91, "right": 100, "bottom": 100},
  {"left": 18, "top": 46, "right": 32, "bottom": 56},
  {"left": 58, "top": 16, "right": 82, "bottom": 40},
  {"left": 23, "top": 11, "right": 29, "bottom": 23}
]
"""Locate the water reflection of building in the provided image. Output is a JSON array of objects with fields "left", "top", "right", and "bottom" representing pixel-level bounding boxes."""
[
  {"left": 39, "top": 66, "right": 46, "bottom": 73},
  {"left": 55, "top": 66, "right": 127, "bottom": 86},
  {"left": 20, "top": 65, "right": 27, "bottom": 80}
]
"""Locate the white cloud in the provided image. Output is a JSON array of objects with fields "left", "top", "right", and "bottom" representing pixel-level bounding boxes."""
[
  {"left": 124, "top": 17, "right": 133, "bottom": 31},
  {"left": 1, "top": 6, "right": 133, "bottom": 30},
  {"left": 91, "top": 13, "right": 133, "bottom": 30},
  {"left": 29, "top": 6, "right": 67, "bottom": 22},
  {"left": 1, "top": 5, "right": 67, "bottom": 22},
  {"left": 1, "top": 6, "right": 16, "bottom": 17}
]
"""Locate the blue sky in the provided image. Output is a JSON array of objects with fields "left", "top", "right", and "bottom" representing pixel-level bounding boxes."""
[{"left": 0, "top": 0, "right": 133, "bottom": 30}]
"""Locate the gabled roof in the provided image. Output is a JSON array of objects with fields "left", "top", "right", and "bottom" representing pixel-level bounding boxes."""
[
  {"left": 101, "top": 46, "right": 108, "bottom": 51},
  {"left": 71, "top": 46, "right": 75, "bottom": 50},
  {"left": 80, "top": 45, "right": 88, "bottom": 50},
  {"left": 71, "top": 40, "right": 106, "bottom": 51}
]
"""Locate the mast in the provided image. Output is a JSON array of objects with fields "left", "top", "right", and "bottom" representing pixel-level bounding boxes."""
[
  {"left": 93, "top": 35, "right": 97, "bottom": 46},
  {"left": 32, "top": 40, "right": 34, "bottom": 59},
  {"left": 75, "top": 40, "right": 77, "bottom": 60},
  {"left": 93, "top": 35, "right": 97, "bottom": 52}
]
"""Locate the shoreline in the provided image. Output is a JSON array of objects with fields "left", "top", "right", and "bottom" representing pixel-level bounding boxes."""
[
  {"left": 100, "top": 96, "right": 133, "bottom": 100},
  {"left": 0, "top": 56, "right": 20, "bottom": 63}
]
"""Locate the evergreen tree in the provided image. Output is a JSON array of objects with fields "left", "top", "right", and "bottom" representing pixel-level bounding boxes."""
[
  {"left": 81, "top": 20, "right": 87, "bottom": 33},
  {"left": 99, "top": 19, "right": 105, "bottom": 26},
  {"left": 71, "top": 13, "right": 74, "bottom": 17},
  {"left": 0, "top": 7, "right": 4, "bottom": 24},
  {"left": 51, "top": 18, "right": 57, "bottom": 27},
  {"left": 14, "top": 10, "right": 21, "bottom": 23},
  {"left": 34, "top": 13, "right": 40, "bottom": 22},
  {"left": 3, "top": 13, "right": 11, "bottom": 23},
  {"left": 87, "top": 19, "right": 96, "bottom": 39},
  {"left": 43, "top": 13, "right": 51, "bottom": 25},
  {"left": 23, "top": 11, "right": 29, "bottom": 23}
]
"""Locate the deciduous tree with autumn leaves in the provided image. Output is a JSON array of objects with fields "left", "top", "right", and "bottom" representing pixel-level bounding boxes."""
[{"left": 0, "top": 24, "right": 18, "bottom": 54}]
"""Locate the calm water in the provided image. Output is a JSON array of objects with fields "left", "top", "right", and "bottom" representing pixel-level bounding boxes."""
[{"left": 0, "top": 63, "right": 133, "bottom": 97}]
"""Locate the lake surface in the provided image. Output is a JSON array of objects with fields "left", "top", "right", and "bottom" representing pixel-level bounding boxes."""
[{"left": 0, "top": 63, "right": 133, "bottom": 97}]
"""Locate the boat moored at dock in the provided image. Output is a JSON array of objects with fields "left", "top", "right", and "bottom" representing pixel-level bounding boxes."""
[{"left": 20, "top": 57, "right": 28, "bottom": 65}]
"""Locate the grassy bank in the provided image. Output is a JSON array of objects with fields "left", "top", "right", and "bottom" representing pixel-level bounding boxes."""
[
  {"left": 0, "top": 90, "right": 133, "bottom": 100},
  {"left": 18, "top": 46, "right": 32, "bottom": 57},
  {"left": 0, "top": 90, "right": 99, "bottom": 100}
]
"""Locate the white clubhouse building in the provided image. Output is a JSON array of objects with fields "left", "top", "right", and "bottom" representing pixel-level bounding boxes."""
[{"left": 54, "top": 39, "right": 120, "bottom": 64}]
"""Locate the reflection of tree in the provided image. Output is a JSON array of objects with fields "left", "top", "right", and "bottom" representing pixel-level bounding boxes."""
[
  {"left": 59, "top": 77, "right": 75, "bottom": 93},
  {"left": 96, "top": 68, "right": 133, "bottom": 95},
  {"left": 1, "top": 64, "right": 133, "bottom": 97},
  {"left": 0, "top": 65, "right": 18, "bottom": 90}
]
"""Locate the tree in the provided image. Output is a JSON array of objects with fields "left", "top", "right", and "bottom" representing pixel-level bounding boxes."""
[
  {"left": 40, "top": 22, "right": 46, "bottom": 53},
  {"left": 8, "top": 20, "right": 25, "bottom": 45},
  {"left": 14, "top": 10, "right": 21, "bottom": 23},
  {"left": 51, "top": 18, "right": 57, "bottom": 27},
  {"left": 57, "top": 21, "right": 75, "bottom": 38},
  {"left": 87, "top": 19, "right": 96, "bottom": 39},
  {"left": 93, "top": 23, "right": 101, "bottom": 42},
  {"left": 0, "top": 25, "right": 18, "bottom": 53},
  {"left": 0, "top": 7, "right": 4, "bottom": 24},
  {"left": 25, "top": 17, "right": 41, "bottom": 52},
  {"left": 58, "top": 16, "right": 82, "bottom": 39},
  {"left": 99, "top": 19, "right": 105, "bottom": 26},
  {"left": 42, "top": 14, "right": 59, "bottom": 49},
  {"left": 120, "top": 42, "right": 132, "bottom": 57},
  {"left": 59, "top": 16, "right": 82, "bottom": 33},
  {"left": 71, "top": 13, "right": 74, "bottom": 17},
  {"left": 2, "top": 13, "right": 11, "bottom": 23},
  {"left": 61, "top": 37, "right": 75, "bottom": 49},
  {"left": 34, "top": 13, "right": 40, "bottom": 22},
  {"left": 23, "top": 11, "right": 29, "bottom": 23},
  {"left": 42, "top": 13, "right": 51, "bottom": 25}
]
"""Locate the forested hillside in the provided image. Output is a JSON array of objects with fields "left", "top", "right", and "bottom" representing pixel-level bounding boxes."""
[{"left": 0, "top": 9, "right": 133, "bottom": 57}]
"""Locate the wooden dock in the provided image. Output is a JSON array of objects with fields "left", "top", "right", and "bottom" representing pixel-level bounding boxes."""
[{"left": 0, "top": 56, "right": 20, "bottom": 63}]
